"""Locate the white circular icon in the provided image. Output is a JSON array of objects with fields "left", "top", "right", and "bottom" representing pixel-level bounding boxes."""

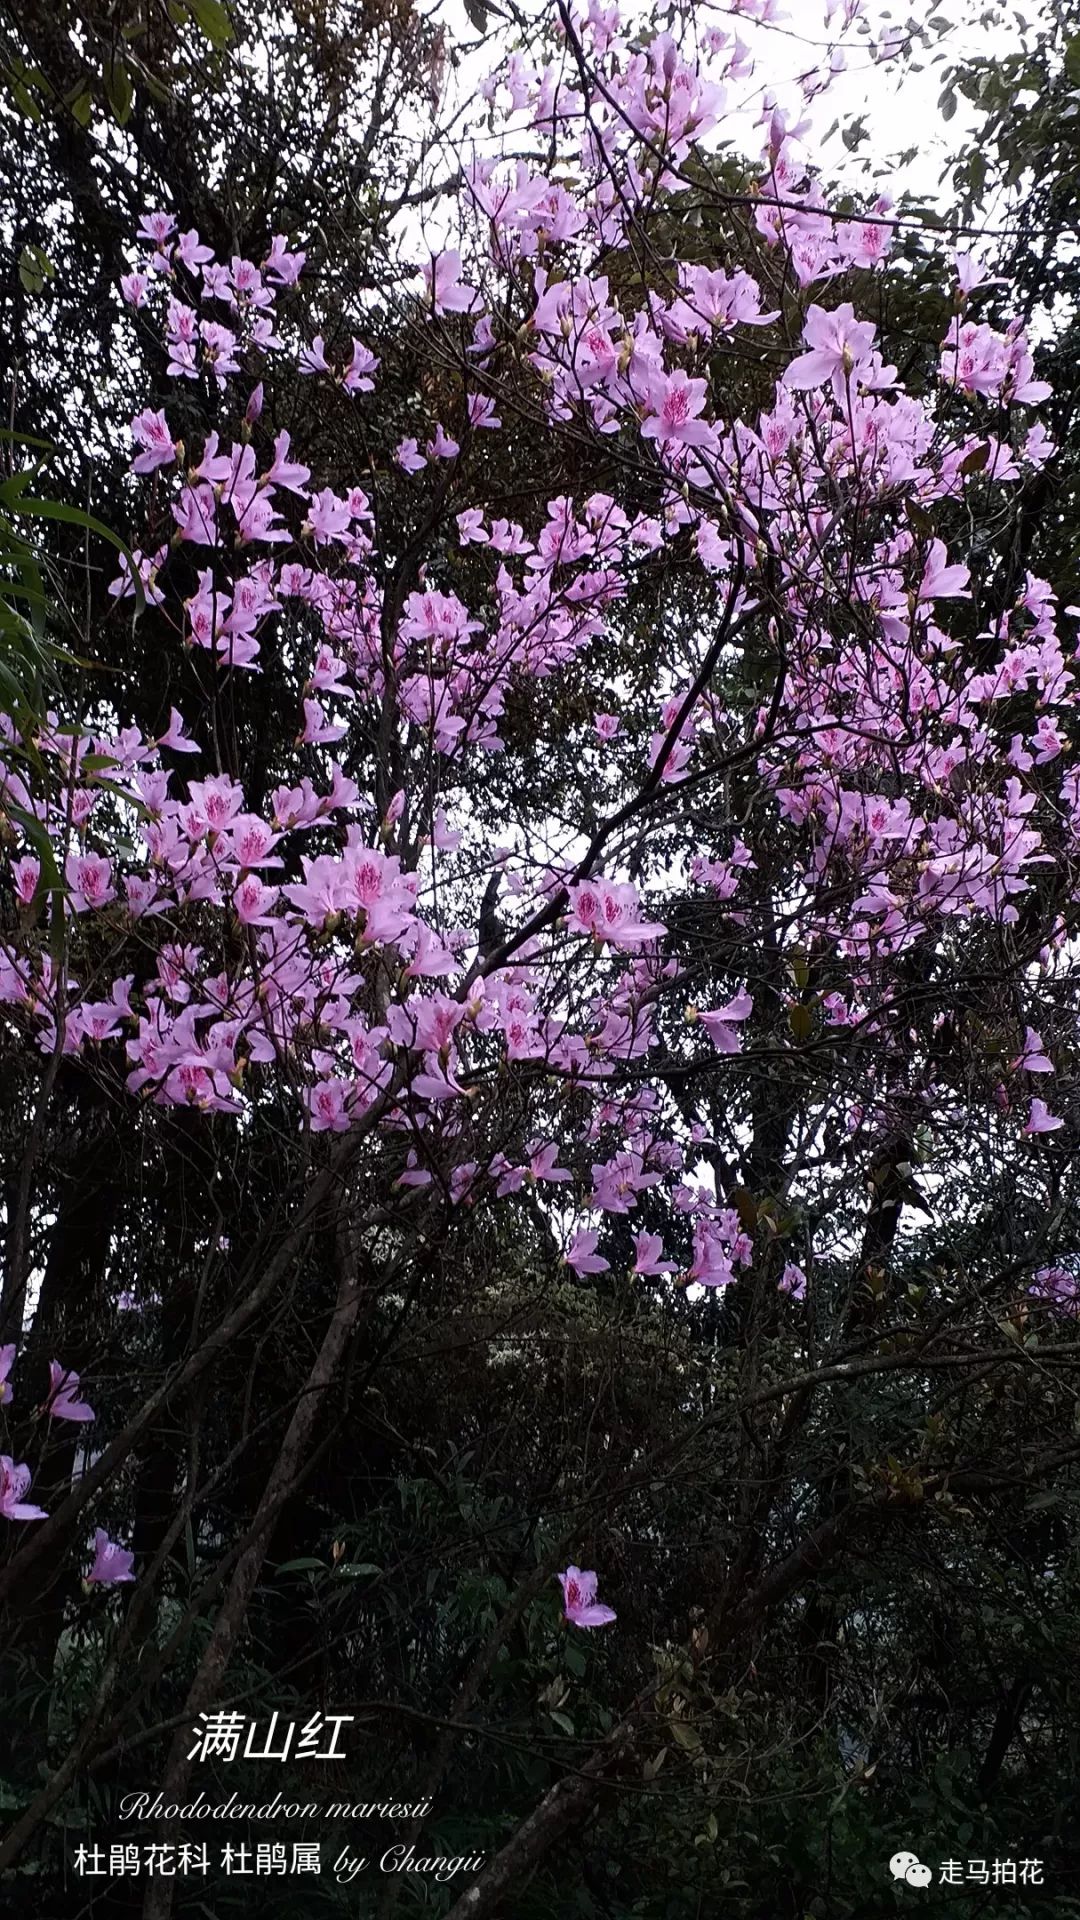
[
  {"left": 890, "top": 1852, "right": 921, "bottom": 1880},
  {"left": 906, "top": 1864, "right": 932, "bottom": 1888}
]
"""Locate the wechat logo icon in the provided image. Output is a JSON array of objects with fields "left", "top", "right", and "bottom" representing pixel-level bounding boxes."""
[{"left": 890, "top": 1851, "right": 932, "bottom": 1889}]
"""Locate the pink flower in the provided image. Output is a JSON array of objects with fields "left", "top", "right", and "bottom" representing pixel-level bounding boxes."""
[
  {"left": 426, "top": 424, "right": 460, "bottom": 461},
  {"left": 1027, "top": 1266, "right": 1079, "bottom": 1312},
  {"left": 343, "top": 338, "right": 379, "bottom": 393},
  {"left": 396, "top": 438, "right": 428, "bottom": 473},
  {"left": 566, "top": 878, "right": 665, "bottom": 950},
  {"left": 66, "top": 853, "right": 115, "bottom": 913},
  {"left": 108, "top": 545, "right": 167, "bottom": 606},
  {"left": 1024, "top": 1099, "right": 1064, "bottom": 1135},
  {"left": 784, "top": 303, "right": 880, "bottom": 403},
  {"left": 299, "top": 335, "right": 331, "bottom": 376},
  {"left": 918, "top": 539, "right": 970, "bottom": 602},
  {"left": 467, "top": 392, "right": 501, "bottom": 429},
  {"left": 157, "top": 707, "right": 199, "bottom": 754},
  {"left": 528, "top": 1141, "right": 572, "bottom": 1185},
  {"left": 954, "top": 250, "right": 1004, "bottom": 296},
  {"left": 779, "top": 1263, "right": 807, "bottom": 1299},
  {"left": 86, "top": 1529, "right": 136, "bottom": 1585},
  {"left": 46, "top": 1362, "right": 96, "bottom": 1423},
  {"left": 130, "top": 408, "right": 179, "bottom": 474},
  {"left": 304, "top": 489, "right": 352, "bottom": 545},
  {"left": 0, "top": 1344, "right": 15, "bottom": 1407},
  {"left": 264, "top": 235, "right": 306, "bottom": 285},
  {"left": 176, "top": 228, "right": 214, "bottom": 272},
  {"left": 640, "top": 368, "right": 714, "bottom": 447},
  {"left": 693, "top": 989, "right": 752, "bottom": 1054},
  {"left": 0, "top": 1457, "right": 47, "bottom": 1522},
  {"left": 557, "top": 1565, "right": 616, "bottom": 1629},
  {"left": 307, "top": 1078, "right": 352, "bottom": 1133},
  {"left": 264, "top": 430, "right": 310, "bottom": 494},
  {"left": 565, "top": 1229, "right": 609, "bottom": 1275},
  {"left": 425, "top": 249, "right": 481, "bottom": 316},
  {"left": 233, "top": 875, "right": 278, "bottom": 926},
  {"left": 632, "top": 1232, "right": 676, "bottom": 1276},
  {"left": 136, "top": 210, "right": 176, "bottom": 246},
  {"left": 12, "top": 858, "right": 39, "bottom": 906},
  {"left": 1011, "top": 1027, "right": 1054, "bottom": 1074}
]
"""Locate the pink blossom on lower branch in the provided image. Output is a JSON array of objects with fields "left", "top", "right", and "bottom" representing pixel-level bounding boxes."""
[
  {"left": 564, "top": 1229, "right": 609, "bottom": 1276},
  {"left": 632, "top": 1233, "right": 677, "bottom": 1276},
  {"left": 45, "top": 1362, "right": 96, "bottom": 1423},
  {"left": 1024, "top": 1099, "right": 1065, "bottom": 1135},
  {"left": 0, "top": 1457, "right": 47, "bottom": 1522},
  {"left": 558, "top": 1566, "right": 616, "bottom": 1629},
  {"left": 86, "top": 1530, "right": 136, "bottom": 1585},
  {"left": 779, "top": 1263, "right": 807, "bottom": 1300}
]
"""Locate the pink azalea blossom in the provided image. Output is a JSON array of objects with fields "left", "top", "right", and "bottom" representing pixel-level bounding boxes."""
[
  {"left": 12, "top": 859, "right": 39, "bottom": 908},
  {"left": 632, "top": 1232, "right": 677, "bottom": 1276},
  {"left": 1011, "top": 1027, "right": 1054, "bottom": 1074},
  {"left": 424, "top": 249, "right": 481, "bottom": 316},
  {"left": 1027, "top": 1266, "right": 1079, "bottom": 1311},
  {"left": 86, "top": 1529, "right": 136, "bottom": 1585},
  {"left": 130, "top": 408, "right": 179, "bottom": 475},
  {"left": 46, "top": 1362, "right": 96, "bottom": 1423},
  {"left": 396, "top": 438, "right": 428, "bottom": 473},
  {"left": 640, "top": 368, "right": 714, "bottom": 447},
  {"left": 136, "top": 210, "right": 176, "bottom": 247},
  {"left": 784, "top": 303, "right": 881, "bottom": 403},
  {"left": 565, "top": 1229, "right": 609, "bottom": 1275},
  {"left": 66, "top": 853, "right": 115, "bottom": 913},
  {"left": 427, "top": 424, "right": 460, "bottom": 461},
  {"left": 1024, "top": 1099, "right": 1064, "bottom": 1135},
  {"left": 693, "top": 989, "right": 753, "bottom": 1054},
  {"left": 558, "top": 1565, "right": 616, "bottom": 1629},
  {"left": 0, "top": 1457, "right": 47, "bottom": 1522},
  {"left": 157, "top": 707, "right": 200, "bottom": 754}
]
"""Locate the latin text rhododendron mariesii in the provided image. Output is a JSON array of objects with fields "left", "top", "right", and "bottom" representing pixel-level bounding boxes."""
[{"left": 0, "top": 2, "right": 1076, "bottom": 1883}]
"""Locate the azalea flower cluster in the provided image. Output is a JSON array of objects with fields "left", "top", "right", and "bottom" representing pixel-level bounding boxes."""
[
  {"left": 1, "top": 2, "right": 1077, "bottom": 1614},
  {"left": 0, "top": 1349, "right": 132, "bottom": 1578}
]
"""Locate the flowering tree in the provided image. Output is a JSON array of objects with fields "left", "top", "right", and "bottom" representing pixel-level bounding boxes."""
[{"left": 2, "top": 1, "right": 1079, "bottom": 1913}]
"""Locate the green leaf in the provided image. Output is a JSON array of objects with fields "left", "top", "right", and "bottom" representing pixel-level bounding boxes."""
[
  {"left": 549, "top": 1710, "right": 575, "bottom": 1736},
  {"left": 103, "top": 56, "right": 133, "bottom": 126},
  {"left": 188, "top": 0, "right": 236, "bottom": 47},
  {"left": 18, "top": 245, "right": 54, "bottom": 295},
  {"left": 274, "top": 1557, "right": 327, "bottom": 1575},
  {"left": 788, "top": 1002, "right": 815, "bottom": 1044},
  {"left": 564, "top": 1640, "right": 587, "bottom": 1678},
  {"left": 7, "top": 78, "right": 41, "bottom": 123},
  {"left": 671, "top": 1719, "right": 702, "bottom": 1752}
]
